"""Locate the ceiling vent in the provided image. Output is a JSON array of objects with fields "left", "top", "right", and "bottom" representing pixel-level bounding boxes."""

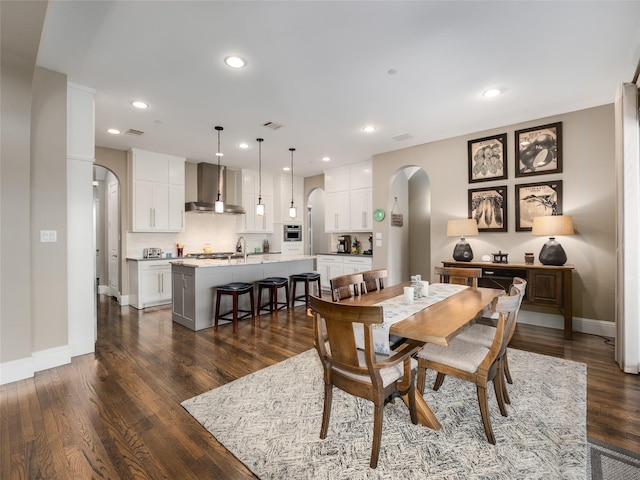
[
  {"left": 125, "top": 129, "right": 144, "bottom": 136},
  {"left": 392, "top": 133, "right": 413, "bottom": 142},
  {"left": 262, "top": 121, "right": 284, "bottom": 130}
]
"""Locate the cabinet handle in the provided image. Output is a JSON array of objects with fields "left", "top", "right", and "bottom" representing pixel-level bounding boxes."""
[
  {"left": 183, "top": 278, "right": 187, "bottom": 289},
  {"left": 158, "top": 273, "right": 161, "bottom": 292},
  {"left": 335, "top": 213, "right": 338, "bottom": 229},
  {"left": 362, "top": 211, "right": 365, "bottom": 228}
]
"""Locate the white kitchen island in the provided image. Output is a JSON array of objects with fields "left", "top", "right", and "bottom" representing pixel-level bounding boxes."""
[{"left": 171, "top": 254, "right": 316, "bottom": 331}]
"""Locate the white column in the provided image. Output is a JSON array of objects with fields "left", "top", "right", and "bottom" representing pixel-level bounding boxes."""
[
  {"left": 614, "top": 83, "right": 640, "bottom": 374},
  {"left": 67, "top": 82, "right": 96, "bottom": 357}
]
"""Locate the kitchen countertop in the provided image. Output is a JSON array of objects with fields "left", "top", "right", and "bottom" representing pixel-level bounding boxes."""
[
  {"left": 316, "top": 252, "right": 373, "bottom": 258},
  {"left": 127, "top": 252, "right": 283, "bottom": 262},
  {"left": 171, "top": 254, "right": 315, "bottom": 268}
]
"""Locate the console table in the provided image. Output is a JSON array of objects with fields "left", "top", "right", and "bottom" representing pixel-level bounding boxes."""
[{"left": 442, "top": 260, "right": 575, "bottom": 339}]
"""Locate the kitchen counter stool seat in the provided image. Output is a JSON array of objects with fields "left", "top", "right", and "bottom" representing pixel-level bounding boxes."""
[
  {"left": 256, "top": 277, "right": 290, "bottom": 318},
  {"left": 214, "top": 282, "right": 255, "bottom": 333},
  {"left": 290, "top": 272, "right": 322, "bottom": 308}
]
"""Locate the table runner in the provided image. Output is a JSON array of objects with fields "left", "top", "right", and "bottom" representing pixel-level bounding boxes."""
[{"left": 354, "top": 282, "right": 469, "bottom": 354}]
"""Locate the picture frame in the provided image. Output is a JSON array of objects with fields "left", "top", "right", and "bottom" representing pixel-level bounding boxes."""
[
  {"left": 515, "top": 180, "right": 563, "bottom": 231},
  {"left": 515, "top": 122, "right": 562, "bottom": 177},
  {"left": 468, "top": 185, "right": 508, "bottom": 232},
  {"left": 468, "top": 133, "right": 508, "bottom": 183}
]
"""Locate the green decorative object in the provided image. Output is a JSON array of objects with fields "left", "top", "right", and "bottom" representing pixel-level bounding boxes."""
[{"left": 373, "top": 208, "right": 385, "bottom": 222}]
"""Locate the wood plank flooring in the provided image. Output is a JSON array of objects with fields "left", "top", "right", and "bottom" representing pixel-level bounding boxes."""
[{"left": 1, "top": 295, "right": 639, "bottom": 479}]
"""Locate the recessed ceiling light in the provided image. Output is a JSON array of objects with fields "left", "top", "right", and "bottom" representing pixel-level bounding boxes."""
[
  {"left": 224, "top": 56, "right": 246, "bottom": 68},
  {"left": 283, "top": 166, "right": 290, "bottom": 171},
  {"left": 107, "top": 128, "right": 121, "bottom": 135},
  {"left": 362, "top": 125, "right": 376, "bottom": 133},
  {"left": 482, "top": 88, "right": 502, "bottom": 98},
  {"left": 131, "top": 100, "right": 148, "bottom": 109},
  {"left": 239, "top": 143, "right": 249, "bottom": 149},
  {"left": 322, "top": 156, "right": 331, "bottom": 162}
]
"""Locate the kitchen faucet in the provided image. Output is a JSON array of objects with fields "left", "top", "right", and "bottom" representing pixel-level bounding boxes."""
[{"left": 236, "top": 236, "right": 247, "bottom": 261}]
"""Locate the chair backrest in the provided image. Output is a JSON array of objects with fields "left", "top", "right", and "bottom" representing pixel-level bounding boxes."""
[
  {"left": 362, "top": 269, "right": 387, "bottom": 293},
  {"left": 434, "top": 266, "right": 482, "bottom": 287},
  {"left": 330, "top": 272, "right": 366, "bottom": 302},
  {"left": 309, "top": 295, "right": 384, "bottom": 382},
  {"left": 481, "top": 285, "right": 523, "bottom": 367}
]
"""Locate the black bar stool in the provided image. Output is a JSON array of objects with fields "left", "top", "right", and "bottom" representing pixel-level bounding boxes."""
[
  {"left": 214, "top": 282, "right": 255, "bottom": 333},
  {"left": 290, "top": 272, "right": 322, "bottom": 308},
  {"left": 256, "top": 277, "right": 289, "bottom": 319}
]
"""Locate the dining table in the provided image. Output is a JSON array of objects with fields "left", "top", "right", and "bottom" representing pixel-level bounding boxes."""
[{"left": 339, "top": 282, "right": 504, "bottom": 429}]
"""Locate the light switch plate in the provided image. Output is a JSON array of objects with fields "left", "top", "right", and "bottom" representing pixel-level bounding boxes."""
[
  {"left": 376, "top": 232, "right": 382, "bottom": 239},
  {"left": 375, "top": 239, "right": 382, "bottom": 247},
  {"left": 40, "top": 230, "right": 57, "bottom": 243}
]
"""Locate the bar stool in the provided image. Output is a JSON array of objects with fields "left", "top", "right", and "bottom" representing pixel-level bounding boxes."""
[
  {"left": 290, "top": 272, "right": 322, "bottom": 308},
  {"left": 256, "top": 277, "right": 289, "bottom": 319},
  {"left": 214, "top": 282, "right": 255, "bottom": 333}
]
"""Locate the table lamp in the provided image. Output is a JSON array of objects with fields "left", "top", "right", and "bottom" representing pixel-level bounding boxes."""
[
  {"left": 447, "top": 218, "right": 479, "bottom": 262},
  {"left": 531, "top": 215, "right": 574, "bottom": 265}
]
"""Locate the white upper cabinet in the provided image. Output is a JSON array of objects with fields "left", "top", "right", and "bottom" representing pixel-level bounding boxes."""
[
  {"left": 324, "top": 160, "right": 372, "bottom": 232},
  {"left": 237, "top": 169, "right": 274, "bottom": 233},
  {"left": 129, "top": 148, "right": 185, "bottom": 232}
]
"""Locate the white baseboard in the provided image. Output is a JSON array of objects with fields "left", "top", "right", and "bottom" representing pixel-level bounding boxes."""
[
  {"left": 518, "top": 310, "right": 616, "bottom": 338},
  {"left": 0, "top": 345, "right": 72, "bottom": 385},
  {"left": 97, "top": 285, "right": 110, "bottom": 295}
]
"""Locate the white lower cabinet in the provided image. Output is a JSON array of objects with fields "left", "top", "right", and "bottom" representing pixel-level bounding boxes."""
[
  {"left": 172, "top": 268, "right": 195, "bottom": 324},
  {"left": 129, "top": 259, "right": 173, "bottom": 309},
  {"left": 316, "top": 255, "right": 372, "bottom": 290}
]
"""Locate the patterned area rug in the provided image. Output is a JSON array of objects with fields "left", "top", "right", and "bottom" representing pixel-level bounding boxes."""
[
  {"left": 182, "top": 349, "right": 587, "bottom": 479},
  {"left": 588, "top": 438, "right": 640, "bottom": 479}
]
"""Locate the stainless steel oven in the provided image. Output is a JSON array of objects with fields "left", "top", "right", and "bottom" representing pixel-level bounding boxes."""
[{"left": 283, "top": 224, "right": 302, "bottom": 242}]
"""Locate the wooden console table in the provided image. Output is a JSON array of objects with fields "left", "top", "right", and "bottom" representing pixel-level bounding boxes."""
[{"left": 442, "top": 260, "right": 575, "bottom": 339}]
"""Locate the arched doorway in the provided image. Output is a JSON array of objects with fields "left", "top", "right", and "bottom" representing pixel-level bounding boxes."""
[
  {"left": 307, "top": 187, "right": 327, "bottom": 255},
  {"left": 386, "top": 167, "right": 431, "bottom": 285},
  {"left": 93, "top": 165, "right": 121, "bottom": 301}
]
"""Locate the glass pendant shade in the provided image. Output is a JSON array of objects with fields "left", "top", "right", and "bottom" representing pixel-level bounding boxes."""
[
  {"left": 289, "top": 147, "right": 296, "bottom": 218},
  {"left": 256, "top": 138, "right": 265, "bottom": 216},
  {"left": 214, "top": 126, "right": 225, "bottom": 213}
]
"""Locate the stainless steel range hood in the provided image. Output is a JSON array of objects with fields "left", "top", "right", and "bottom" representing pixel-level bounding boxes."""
[{"left": 185, "top": 163, "right": 245, "bottom": 214}]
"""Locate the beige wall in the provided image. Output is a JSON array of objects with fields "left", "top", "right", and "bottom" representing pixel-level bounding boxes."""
[
  {"left": 373, "top": 104, "right": 616, "bottom": 322},
  {"left": 0, "top": 0, "right": 48, "bottom": 364},
  {"left": 31, "top": 66, "right": 68, "bottom": 352}
]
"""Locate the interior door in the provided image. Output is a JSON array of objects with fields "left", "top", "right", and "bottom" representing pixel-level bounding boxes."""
[{"left": 108, "top": 179, "right": 120, "bottom": 298}]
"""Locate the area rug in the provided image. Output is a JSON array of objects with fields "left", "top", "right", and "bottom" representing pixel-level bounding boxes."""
[
  {"left": 588, "top": 438, "right": 640, "bottom": 479},
  {"left": 182, "top": 348, "right": 587, "bottom": 479}
]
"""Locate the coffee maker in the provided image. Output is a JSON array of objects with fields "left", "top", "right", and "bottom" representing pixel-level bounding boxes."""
[{"left": 337, "top": 235, "right": 352, "bottom": 253}]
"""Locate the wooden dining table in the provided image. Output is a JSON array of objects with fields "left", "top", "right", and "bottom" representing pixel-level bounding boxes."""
[{"left": 340, "top": 282, "right": 504, "bottom": 429}]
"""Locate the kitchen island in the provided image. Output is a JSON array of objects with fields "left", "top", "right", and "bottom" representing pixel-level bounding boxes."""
[{"left": 171, "top": 254, "right": 315, "bottom": 331}]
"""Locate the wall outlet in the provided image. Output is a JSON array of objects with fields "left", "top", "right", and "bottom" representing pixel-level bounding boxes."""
[{"left": 40, "top": 230, "right": 57, "bottom": 243}]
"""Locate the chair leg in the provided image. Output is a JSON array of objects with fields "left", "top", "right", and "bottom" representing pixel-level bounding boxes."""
[
  {"left": 500, "top": 358, "right": 511, "bottom": 405},
  {"left": 503, "top": 351, "right": 513, "bottom": 384},
  {"left": 290, "top": 279, "right": 297, "bottom": 308},
  {"left": 214, "top": 291, "right": 222, "bottom": 331},
  {"left": 370, "top": 403, "right": 384, "bottom": 469},
  {"left": 416, "top": 360, "right": 426, "bottom": 394},
  {"left": 232, "top": 292, "right": 238, "bottom": 334},
  {"left": 320, "top": 383, "right": 333, "bottom": 439},
  {"left": 477, "top": 385, "right": 496, "bottom": 445},
  {"left": 304, "top": 279, "right": 310, "bottom": 308},
  {"left": 493, "top": 367, "right": 508, "bottom": 417},
  {"left": 433, "top": 372, "right": 446, "bottom": 391}
]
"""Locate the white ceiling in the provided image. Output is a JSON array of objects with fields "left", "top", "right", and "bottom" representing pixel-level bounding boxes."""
[{"left": 36, "top": 1, "right": 640, "bottom": 177}]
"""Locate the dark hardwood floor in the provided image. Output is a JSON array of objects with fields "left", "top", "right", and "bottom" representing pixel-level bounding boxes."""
[{"left": 2, "top": 295, "right": 639, "bottom": 479}]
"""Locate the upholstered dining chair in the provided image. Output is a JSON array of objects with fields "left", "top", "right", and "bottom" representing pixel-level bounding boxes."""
[
  {"left": 456, "top": 277, "right": 527, "bottom": 404},
  {"left": 329, "top": 272, "right": 366, "bottom": 302},
  {"left": 308, "top": 295, "right": 423, "bottom": 469},
  {"left": 416, "top": 286, "right": 522, "bottom": 445},
  {"left": 434, "top": 266, "right": 482, "bottom": 287},
  {"left": 362, "top": 269, "right": 387, "bottom": 293}
]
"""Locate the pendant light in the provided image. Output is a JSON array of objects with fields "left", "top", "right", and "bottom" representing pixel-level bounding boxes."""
[
  {"left": 288, "top": 147, "right": 297, "bottom": 218},
  {"left": 214, "top": 126, "right": 225, "bottom": 213},
  {"left": 256, "top": 138, "right": 265, "bottom": 216}
]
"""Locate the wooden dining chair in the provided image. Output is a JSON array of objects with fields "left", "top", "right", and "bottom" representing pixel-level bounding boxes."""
[
  {"left": 362, "top": 269, "right": 387, "bottom": 293},
  {"left": 329, "top": 272, "right": 366, "bottom": 302},
  {"left": 456, "top": 277, "right": 527, "bottom": 404},
  {"left": 434, "top": 266, "right": 482, "bottom": 287},
  {"left": 308, "top": 295, "right": 423, "bottom": 468},
  {"left": 416, "top": 286, "right": 522, "bottom": 445}
]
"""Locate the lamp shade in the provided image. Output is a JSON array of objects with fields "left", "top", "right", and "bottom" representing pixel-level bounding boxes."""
[
  {"left": 531, "top": 215, "right": 574, "bottom": 236},
  {"left": 447, "top": 219, "right": 479, "bottom": 237}
]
